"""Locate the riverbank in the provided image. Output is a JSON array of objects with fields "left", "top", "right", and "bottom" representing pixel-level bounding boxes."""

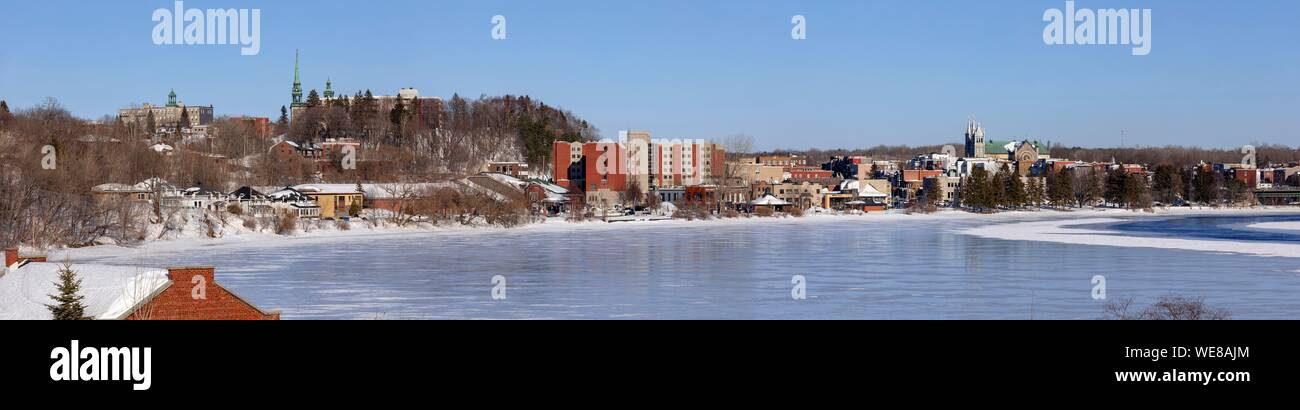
[{"left": 48, "top": 205, "right": 1300, "bottom": 263}]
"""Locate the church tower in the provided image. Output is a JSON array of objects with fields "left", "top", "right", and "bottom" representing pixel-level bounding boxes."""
[
  {"left": 291, "top": 50, "right": 304, "bottom": 108},
  {"left": 324, "top": 78, "right": 335, "bottom": 100},
  {"left": 964, "top": 119, "right": 986, "bottom": 158}
]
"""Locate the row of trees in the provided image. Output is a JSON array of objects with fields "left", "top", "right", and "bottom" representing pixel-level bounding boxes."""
[
  {"left": 957, "top": 165, "right": 1050, "bottom": 211},
  {"left": 950, "top": 164, "right": 1253, "bottom": 213},
  {"left": 284, "top": 92, "right": 597, "bottom": 177}
]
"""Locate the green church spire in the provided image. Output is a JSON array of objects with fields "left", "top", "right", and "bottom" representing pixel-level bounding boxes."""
[
  {"left": 291, "top": 49, "right": 304, "bottom": 107},
  {"left": 324, "top": 78, "right": 334, "bottom": 99},
  {"left": 166, "top": 89, "right": 178, "bottom": 107}
]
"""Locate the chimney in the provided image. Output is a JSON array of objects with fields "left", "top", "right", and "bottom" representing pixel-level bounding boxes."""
[
  {"left": 167, "top": 266, "right": 215, "bottom": 285},
  {"left": 4, "top": 248, "right": 17, "bottom": 267}
]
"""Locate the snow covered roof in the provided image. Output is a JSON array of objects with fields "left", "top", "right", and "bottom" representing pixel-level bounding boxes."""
[
  {"left": 266, "top": 187, "right": 310, "bottom": 201},
  {"left": 834, "top": 179, "right": 888, "bottom": 198},
  {"left": 858, "top": 183, "right": 888, "bottom": 198},
  {"left": 91, "top": 183, "right": 140, "bottom": 193},
  {"left": 135, "top": 177, "right": 176, "bottom": 192},
  {"left": 361, "top": 182, "right": 461, "bottom": 199},
  {"left": 0, "top": 262, "right": 170, "bottom": 320},
  {"left": 292, "top": 184, "right": 364, "bottom": 195},
  {"left": 484, "top": 172, "right": 528, "bottom": 189},
  {"left": 93, "top": 177, "right": 180, "bottom": 194},
  {"left": 749, "top": 195, "right": 791, "bottom": 206},
  {"left": 151, "top": 143, "right": 174, "bottom": 153}
]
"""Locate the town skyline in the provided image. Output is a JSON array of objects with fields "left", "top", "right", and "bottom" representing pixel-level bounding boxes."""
[{"left": 1, "top": 0, "right": 1296, "bottom": 150}]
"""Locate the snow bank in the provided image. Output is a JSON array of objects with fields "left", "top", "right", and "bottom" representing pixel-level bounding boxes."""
[
  {"left": 1247, "top": 221, "right": 1300, "bottom": 232},
  {"left": 962, "top": 217, "right": 1300, "bottom": 258},
  {"left": 48, "top": 206, "right": 1300, "bottom": 263},
  {"left": 0, "top": 262, "right": 170, "bottom": 320}
]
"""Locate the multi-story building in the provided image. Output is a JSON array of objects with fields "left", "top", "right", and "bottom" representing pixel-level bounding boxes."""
[
  {"left": 553, "top": 131, "right": 725, "bottom": 209},
  {"left": 118, "top": 89, "right": 214, "bottom": 131},
  {"left": 757, "top": 154, "right": 807, "bottom": 167}
]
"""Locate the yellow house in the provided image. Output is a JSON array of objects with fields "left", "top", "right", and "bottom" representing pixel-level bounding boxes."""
[{"left": 292, "top": 184, "right": 365, "bottom": 219}]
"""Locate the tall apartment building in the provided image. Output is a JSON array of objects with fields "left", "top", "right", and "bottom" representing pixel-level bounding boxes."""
[{"left": 553, "top": 130, "right": 725, "bottom": 208}]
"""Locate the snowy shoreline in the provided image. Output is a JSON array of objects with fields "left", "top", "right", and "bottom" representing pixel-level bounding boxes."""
[
  {"left": 962, "top": 207, "right": 1300, "bottom": 258},
  {"left": 52, "top": 205, "right": 1300, "bottom": 262}
]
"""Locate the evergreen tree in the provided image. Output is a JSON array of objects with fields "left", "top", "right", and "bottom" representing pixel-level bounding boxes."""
[
  {"left": 519, "top": 117, "right": 555, "bottom": 166},
  {"left": 962, "top": 167, "right": 993, "bottom": 211},
  {"left": 0, "top": 100, "right": 11, "bottom": 128},
  {"left": 1048, "top": 168, "right": 1073, "bottom": 208},
  {"left": 1121, "top": 172, "right": 1152, "bottom": 209},
  {"left": 1025, "top": 177, "right": 1046, "bottom": 207},
  {"left": 390, "top": 98, "right": 406, "bottom": 128},
  {"left": 990, "top": 166, "right": 1010, "bottom": 208},
  {"left": 1193, "top": 170, "right": 1221, "bottom": 206},
  {"left": 306, "top": 89, "right": 322, "bottom": 108},
  {"left": 46, "top": 263, "right": 91, "bottom": 320},
  {"left": 278, "top": 105, "right": 290, "bottom": 134},
  {"left": 1003, "top": 166, "right": 1027, "bottom": 208},
  {"left": 179, "top": 107, "right": 191, "bottom": 129},
  {"left": 1151, "top": 164, "right": 1182, "bottom": 204},
  {"left": 1104, "top": 169, "right": 1128, "bottom": 206},
  {"left": 1084, "top": 171, "right": 1105, "bottom": 207},
  {"left": 146, "top": 110, "right": 157, "bottom": 135},
  {"left": 350, "top": 183, "right": 365, "bottom": 217}
]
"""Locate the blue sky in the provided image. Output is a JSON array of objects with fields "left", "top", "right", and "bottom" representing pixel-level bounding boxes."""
[{"left": 0, "top": 0, "right": 1296, "bottom": 150}]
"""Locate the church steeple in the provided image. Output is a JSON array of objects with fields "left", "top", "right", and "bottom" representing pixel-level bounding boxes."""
[
  {"left": 324, "top": 78, "right": 334, "bottom": 100},
  {"left": 166, "top": 89, "right": 179, "bottom": 107},
  {"left": 291, "top": 49, "right": 304, "bottom": 107}
]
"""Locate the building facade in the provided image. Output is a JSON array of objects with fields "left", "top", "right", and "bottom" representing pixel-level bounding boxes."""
[{"left": 118, "top": 89, "right": 213, "bottom": 130}]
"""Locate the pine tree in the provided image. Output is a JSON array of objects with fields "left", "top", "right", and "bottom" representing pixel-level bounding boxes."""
[
  {"left": 278, "top": 105, "right": 289, "bottom": 134},
  {"left": 146, "top": 111, "right": 157, "bottom": 135},
  {"left": 1122, "top": 172, "right": 1152, "bottom": 209},
  {"left": 1004, "top": 169, "right": 1027, "bottom": 208},
  {"left": 0, "top": 100, "right": 11, "bottom": 128},
  {"left": 963, "top": 167, "right": 993, "bottom": 211},
  {"left": 1048, "top": 168, "right": 1073, "bottom": 208},
  {"left": 46, "top": 262, "right": 91, "bottom": 320},
  {"left": 1025, "top": 177, "right": 1046, "bottom": 207},
  {"left": 179, "top": 107, "right": 191, "bottom": 129},
  {"left": 390, "top": 98, "right": 406, "bottom": 128},
  {"left": 1105, "top": 169, "right": 1127, "bottom": 206},
  {"left": 1151, "top": 164, "right": 1182, "bottom": 204},
  {"left": 306, "top": 89, "right": 322, "bottom": 108},
  {"left": 990, "top": 166, "right": 1010, "bottom": 208},
  {"left": 350, "top": 182, "right": 364, "bottom": 217},
  {"left": 1084, "top": 171, "right": 1105, "bottom": 207},
  {"left": 1193, "top": 170, "right": 1220, "bottom": 205}
]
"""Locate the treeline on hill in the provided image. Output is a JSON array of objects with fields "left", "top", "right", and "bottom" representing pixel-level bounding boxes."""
[
  {"left": 282, "top": 91, "right": 596, "bottom": 179},
  {"left": 0, "top": 93, "right": 597, "bottom": 248},
  {"left": 761, "top": 144, "right": 1300, "bottom": 167}
]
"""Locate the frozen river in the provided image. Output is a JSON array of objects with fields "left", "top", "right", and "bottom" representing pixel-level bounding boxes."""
[{"left": 71, "top": 211, "right": 1300, "bottom": 319}]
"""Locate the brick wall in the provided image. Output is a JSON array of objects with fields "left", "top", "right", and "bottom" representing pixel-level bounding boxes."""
[{"left": 124, "top": 267, "right": 280, "bottom": 320}]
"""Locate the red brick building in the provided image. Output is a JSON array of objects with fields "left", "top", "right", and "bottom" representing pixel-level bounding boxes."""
[
  {"left": 2, "top": 249, "right": 279, "bottom": 320},
  {"left": 123, "top": 267, "right": 280, "bottom": 320},
  {"left": 787, "top": 166, "right": 833, "bottom": 181}
]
